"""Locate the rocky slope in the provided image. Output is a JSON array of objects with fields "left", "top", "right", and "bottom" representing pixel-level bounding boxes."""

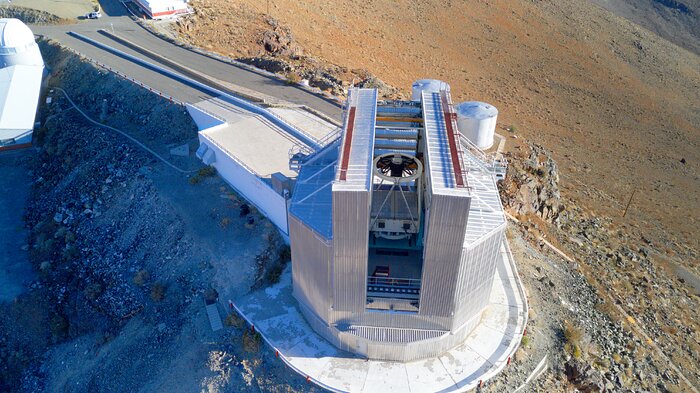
[
  {"left": 588, "top": 0, "right": 700, "bottom": 55},
  {"left": 0, "top": 5, "right": 67, "bottom": 24},
  {"left": 1, "top": 42, "right": 303, "bottom": 392},
  {"left": 176, "top": 0, "right": 700, "bottom": 269},
  {"left": 174, "top": 4, "right": 700, "bottom": 389},
  {"left": 497, "top": 142, "right": 699, "bottom": 391}
]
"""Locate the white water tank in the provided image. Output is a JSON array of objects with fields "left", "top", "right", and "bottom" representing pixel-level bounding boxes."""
[
  {"left": 455, "top": 101, "right": 498, "bottom": 149},
  {"left": 411, "top": 79, "right": 450, "bottom": 101},
  {"left": 0, "top": 18, "right": 44, "bottom": 68}
]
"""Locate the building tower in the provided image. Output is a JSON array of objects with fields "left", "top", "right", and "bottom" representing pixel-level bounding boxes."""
[{"left": 289, "top": 86, "right": 506, "bottom": 362}]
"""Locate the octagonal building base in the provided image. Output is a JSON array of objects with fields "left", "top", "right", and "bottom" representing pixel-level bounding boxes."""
[{"left": 232, "top": 239, "right": 527, "bottom": 393}]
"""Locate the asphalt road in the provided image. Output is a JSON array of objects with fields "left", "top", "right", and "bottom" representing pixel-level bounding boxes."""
[{"left": 32, "top": 1, "right": 342, "bottom": 119}]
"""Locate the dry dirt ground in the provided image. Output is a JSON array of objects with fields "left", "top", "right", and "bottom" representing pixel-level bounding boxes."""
[
  {"left": 3, "top": 0, "right": 95, "bottom": 19},
  {"left": 0, "top": 151, "right": 34, "bottom": 301},
  {"left": 178, "top": 0, "right": 700, "bottom": 268},
  {"left": 3, "top": 0, "right": 698, "bottom": 391},
  {"left": 588, "top": 0, "right": 700, "bottom": 56},
  {"left": 172, "top": 0, "right": 700, "bottom": 390}
]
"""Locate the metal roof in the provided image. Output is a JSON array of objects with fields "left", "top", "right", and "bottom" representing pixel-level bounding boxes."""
[
  {"left": 0, "top": 19, "right": 36, "bottom": 50},
  {"left": 455, "top": 101, "right": 498, "bottom": 120},
  {"left": 289, "top": 142, "right": 339, "bottom": 239},
  {"left": 462, "top": 149, "right": 506, "bottom": 247},
  {"left": 290, "top": 88, "right": 505, "bottom": 246},
  {"left": 0, "top": 64, "right": 43, "bottom": 141},
  {"left": 422, "top": 91, "right": 470, "bottom": 197},
  {"left": 334, "top": 88, "right": 376, "bottom": 190}
]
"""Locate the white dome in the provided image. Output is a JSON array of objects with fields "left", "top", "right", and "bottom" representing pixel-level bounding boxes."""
[
  {"left": 411, "top": 79, "right": 450, "bottom": 101},
  {"left": 0, "top": 19, "right": 36, "bottom": 49},
  {"left": 455, "top": 101, "right": 498, "bottom": 120},
  {"left": 0, "top": 19, "right": 43, "bottom": 68}
]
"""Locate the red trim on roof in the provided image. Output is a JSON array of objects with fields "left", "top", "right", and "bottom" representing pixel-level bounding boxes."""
[
  {"left": 339, "top": 107, "right": 357, "bottom": 181},
  {"left": 151, "top": 9, "right": 179, "bottom": 17},
  {"left": 132, "top": 0, "right": 185, "bottom": 18},
  {"left": 0, "top": 142, "right": 32, "bottom": 152},
  {"left": 440, "top": 92, "right": 466, "bottom": 188}
]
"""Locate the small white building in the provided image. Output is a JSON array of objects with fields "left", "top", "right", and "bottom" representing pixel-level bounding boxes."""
[
  {"left": 132, "top": 0, "right": 191, "bottom": 20},
  {"left": 0, "top": 19, "right": 44, "bottom": 149}
]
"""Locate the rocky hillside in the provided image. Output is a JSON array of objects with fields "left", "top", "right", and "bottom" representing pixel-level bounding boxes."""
[
  {"left": 1, "top": 42, "right": 300, "bottom": 392},
  {"left": 176, "top": 0, "right": 700, "bottom": 270},
  {"left": 174, "top": 6, "right": 700, "bottom": 388},
  {"left": 0, "top": 5, "right": 67, "bottom": 24},
  {"left": 589, "top": 0, "right": 700, "bottom": 55},
  {"left": 498, "top": 142, "right": 700, "bottom": 391}
]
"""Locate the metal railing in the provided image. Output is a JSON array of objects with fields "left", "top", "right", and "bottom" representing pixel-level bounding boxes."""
[
  {"left": 367, "top": 276, "right": 421, "bottom": 299},
  {"left": 441, "top": 90, "right": 469, "bottom": 188},
  {"left": 458, "top": 134, "right": 508, "bottom": 179},
  {"left": 67, "top": 31, "right": 322, "bottom": 151}
]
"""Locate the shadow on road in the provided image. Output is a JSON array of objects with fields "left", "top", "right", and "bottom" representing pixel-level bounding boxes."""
[{"left": 98, "top": 0, "right": 129, "bottom": 17}]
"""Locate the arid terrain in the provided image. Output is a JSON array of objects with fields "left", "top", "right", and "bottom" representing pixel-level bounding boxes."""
[
  {"left": 589, "top": 0, "right": 700, "bottom": 55},
  {"left": 174, "top": 0, "right": 700, "bottom": 390},
  {"left": 178, "top": 0, "right": 700, "bottom": 265},
  {"left": 0, "top": 0, "right": 698, "bottom": 392}
]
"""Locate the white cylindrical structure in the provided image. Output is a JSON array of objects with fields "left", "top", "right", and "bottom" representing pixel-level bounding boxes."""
[
  {"left": 0, "top": 18, "right": 44, "bottom": 68},
  {"left": 455, "top": 101, "right": 498, "bottom": 149},
  {"left": 411, "top": 79, "right": 450, "bottom": 101}
]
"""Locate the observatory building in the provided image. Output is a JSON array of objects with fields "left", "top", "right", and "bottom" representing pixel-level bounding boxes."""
[
  {"left": 0, "top": 18, "right": 44, "bottom": 149},
  {"left": 289, "top": 83, "right": 507, "bottom": 361},
  {"left": 207, "top": 78, "right": 526, "bottom": 390}
]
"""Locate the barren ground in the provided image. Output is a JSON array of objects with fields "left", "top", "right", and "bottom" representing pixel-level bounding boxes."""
[
  {"left": 2, "top": 0, "right": 698, "bottom": 391},
  {"left": 3, "top": 0, "right": 94, "bottom": 19},
  {"left": 178, "top": 0, "right": 700, "bottom": 267},
  {"left": 172, "top": 0, "right": 700, "bottom": 390}
]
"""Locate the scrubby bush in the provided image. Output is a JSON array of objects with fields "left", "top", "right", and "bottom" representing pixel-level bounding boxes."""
[
  {"left": 278, "top": 246, "right": 291, "bottom": 262},
  {"left": 133, "top": 270, "right": 150, "bottom": 286},
  {"left": 521, "top": 335, "right": 531, "bottom": 348},
  {"left": 188, "top": 166, "right": 217, "bottom": 185},
  {"left": 224, "top": 312, "right": 244, "bottom": 329},
  {"left": 286, "top": 72, "right": 301, "bottom": 85},
  {"left": 264, "top": 262, "right": 285, "bottom": 285},
  {"left": 564, "top": 320, "right": 583, "bottom": 359},
  {"left": 219, "top": 217, "right": 231, "bottom": 229},
  {"left": 198, "top": 166, "right": 217, "bottom": 178},
  {"left": 150, "top": 282, "right": 165, "bottom": 302},
  {"left": 84, "top": 282, "right": 103, "bottom": 300},
  {"left": 242, "top": 330, "right": 262, "bottom": 353}
]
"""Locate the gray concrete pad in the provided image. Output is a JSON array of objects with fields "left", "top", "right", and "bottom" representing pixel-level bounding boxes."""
[
  {"left": 233, "top": 239, "right": 528, "bottom": 393},
  {"left": 196, "top": 97, "right": 337, "bottom": 178},
  {"left": 268, "top": 107, "right": 337, "bottom": 141}
]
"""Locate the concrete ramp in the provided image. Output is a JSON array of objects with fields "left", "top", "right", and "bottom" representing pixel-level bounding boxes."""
[{"left": 206, "top": 303, "right": 223, "bottom": 332}]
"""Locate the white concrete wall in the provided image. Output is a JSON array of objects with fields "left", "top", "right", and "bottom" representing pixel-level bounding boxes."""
[
  {"left": 190, "top": 102, "right": 289, "bottom": 235},
  {"left": 186, "top": 104, "right": 225, "bottom": 130},
  {"left": 199, "top": 133, "right": 289, "bottom": 235}
]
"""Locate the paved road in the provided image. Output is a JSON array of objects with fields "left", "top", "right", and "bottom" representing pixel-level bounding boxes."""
[{"left": 32, "top": 0, "right": 342, "bottom": 119}]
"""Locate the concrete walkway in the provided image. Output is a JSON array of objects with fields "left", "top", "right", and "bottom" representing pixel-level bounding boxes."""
[
  {"left": 233, "top": 240, "right": 528, "bottom": 393},
  {"left": 194, "top": 97, "right": 336, "bottom": 177}
]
